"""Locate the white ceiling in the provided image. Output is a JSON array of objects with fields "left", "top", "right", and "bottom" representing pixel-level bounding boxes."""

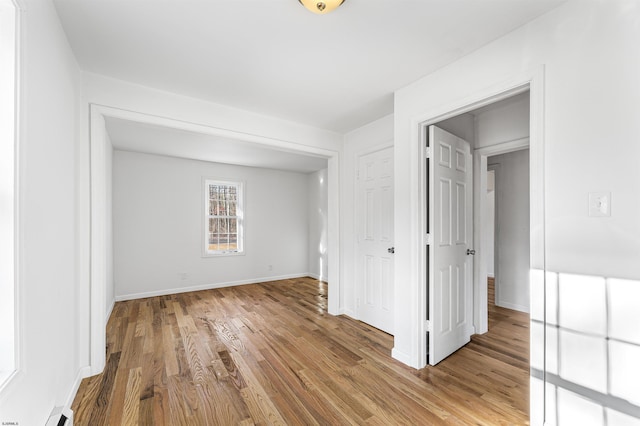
[
  {"left": 54, "top": 0, "right": 565, "bottom": 134},
  {"left": 104, "top": 116, "right": 328, "bottom": 173},
  {"left": 55, "top": 0, "right": 563, "bottom": 172}
]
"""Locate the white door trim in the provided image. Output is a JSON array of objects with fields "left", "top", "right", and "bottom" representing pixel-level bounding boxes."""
[
  {"left": 474, "top": 137, "right": 529, "bottom": 333},
  {"left": 396, "top": 65, "right": 545, "bottom": 371},
  {"left": 89, "top": 110, "right": 107, "bottom": 375},
  {"left": 88, "top": 104, "right": 342, "bottom": 374}
]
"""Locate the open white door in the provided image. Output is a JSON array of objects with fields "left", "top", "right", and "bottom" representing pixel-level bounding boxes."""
[
  {"left": 356, "top": 147, "right": 394, "bottom": 334},
  {"left": 428, "top": 125, "right": 474, "bottom": 365}
]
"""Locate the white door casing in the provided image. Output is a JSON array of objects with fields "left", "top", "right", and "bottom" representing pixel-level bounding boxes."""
[
  {"left": 428, "top": 125, "right": 474, "bottom": 365},
  {"left": 356, "top": 147, "right": 394, "bottom": 334}
]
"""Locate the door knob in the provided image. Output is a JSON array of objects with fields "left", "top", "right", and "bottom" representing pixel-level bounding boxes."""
[
  {"left": 388, "top": 247, "right": 395, "bottom": 254},
  {"left": 466, "top": 249, "right": 476, "bottom": 255}
]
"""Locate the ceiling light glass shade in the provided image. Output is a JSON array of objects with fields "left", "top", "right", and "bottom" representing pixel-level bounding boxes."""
[{"left": 298, "top": 0, "right": 345, "bottom": 14}]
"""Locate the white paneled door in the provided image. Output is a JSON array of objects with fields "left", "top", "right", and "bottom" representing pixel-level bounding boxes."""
[
  {"left": 356, "top": 147, "right": 394, "bottom": 335},
  {"left": 428, "top": 126, "right": 474, "bottom": 365}
]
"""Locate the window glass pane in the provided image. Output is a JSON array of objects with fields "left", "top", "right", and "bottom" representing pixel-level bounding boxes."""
[
  {"left": 208, "top": 235, "right": 219, "bottom": 251},
  {"left": 228, "top": 201, "right": 236, "bottom": 217},
  {"left": 205, "top": 181, "right": 242, "bottom": 254}
]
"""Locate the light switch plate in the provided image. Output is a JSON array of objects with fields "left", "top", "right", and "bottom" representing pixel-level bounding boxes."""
[{"left": 589, "top": 191, "right": 611, "bottom": 217}]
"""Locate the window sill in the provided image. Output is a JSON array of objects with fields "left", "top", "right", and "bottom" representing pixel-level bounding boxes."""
[{"left": 202, "top": 251, "right": 245, "bottom": 258}]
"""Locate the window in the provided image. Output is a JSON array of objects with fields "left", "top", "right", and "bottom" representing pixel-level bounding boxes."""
[
  {"left": 0, "top": 0, "right": 18, "bottom": 390},
  {"left": 204, "top": 180, "right": 244, "bottom": 256}
]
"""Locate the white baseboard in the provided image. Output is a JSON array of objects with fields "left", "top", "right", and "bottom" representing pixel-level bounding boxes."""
[
  {"left": 340, "top": 308, "right": 357, "bottom": 318},
  {"left": 65, "top": 366, "right": 91, "bottom": 407},
  {"left": 105, "top": 299, "right": 115, "bottom": 323},
  {"left": 115, "top": 273, "right": 312, "bottom": 301},
  {"left": 61, "top": 365, "right": 91, "bottom": 424},
  {"left": 391, "top": 347, "right": 415, "bottom": 368},
  {"left": 497, "top": 299, "right": 530, "bottom": 313},
  {"left": 306, "top": 272, "right": 330, "bottom": 283}
]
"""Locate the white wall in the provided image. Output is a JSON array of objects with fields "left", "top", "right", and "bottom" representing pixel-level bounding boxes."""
[
  {"left": 394, "top": 1, "right": 640, "bottom": 423},
  {"left": 308, "top": 168, "right": 328, "bottom": 281},
  {"left": 476, "top": 93, "right": 530, "bottom": 148},
  {"left": 113, "top": 151, "right": 310, "bottom": 299},
  {"left": 489, "top": 150, "right": 530, "bottom": 312},
  {"left": 0, "top": 1, "right": 84, "bottom": 424},
  {"left": 0, "top": 0, "right": 17, "bottom": 380},
  {"left": 342, "top": 114, "right": 394, "bottom": 317},
  {"left": 436, "top": 113, "right": 476, "bottom": 144}
]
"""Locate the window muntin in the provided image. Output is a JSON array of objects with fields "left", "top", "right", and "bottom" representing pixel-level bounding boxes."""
[{"left": 204, "top": 180, "right": 243, "bottom": 255}]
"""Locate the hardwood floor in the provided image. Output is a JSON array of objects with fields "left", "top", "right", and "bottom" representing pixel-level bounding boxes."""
[{"left": 72, "top": 277, "right": 530, "bottom": 425}]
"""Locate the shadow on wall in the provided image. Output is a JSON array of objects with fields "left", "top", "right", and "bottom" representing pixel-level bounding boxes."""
[{"left": 529, "top": 270, "right": 640, "bottom": 425}]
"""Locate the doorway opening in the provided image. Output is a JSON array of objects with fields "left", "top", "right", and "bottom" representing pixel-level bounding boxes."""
[
  {"left": 487, "top": 147, "right": 531, "bottom": 320},
  {"left": 422, "top": 89, "right": 533, "bottom": 423},
  {"left": 426, "top": 90, "right": 531, "bottom": 358},
  {"left": 88, "top": 105, "right": 342, "bottom": 375}
]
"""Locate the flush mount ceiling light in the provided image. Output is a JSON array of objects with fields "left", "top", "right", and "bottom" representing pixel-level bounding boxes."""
[{"left": 298, "top": 0, "right": 345, "bottom": 14}]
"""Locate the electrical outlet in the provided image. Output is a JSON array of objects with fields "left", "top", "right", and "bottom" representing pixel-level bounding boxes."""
[
  {"left": 589, "top": 191, "right": 611, "bottom": 217},
  {"left": 268, "top": 265, "right": 273, "bottom": 271},
  {"left": 179, "top": 272, "right": 188, "bottom": 280}
]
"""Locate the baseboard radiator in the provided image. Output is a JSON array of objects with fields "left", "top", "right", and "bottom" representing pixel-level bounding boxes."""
[{"left": 45, "top": 407, "right": 73, "bottom": 426}]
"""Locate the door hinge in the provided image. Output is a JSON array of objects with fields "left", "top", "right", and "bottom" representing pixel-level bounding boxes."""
[
  {"left": 425, "top": 147, "right": 432, "bottom": 158},
  {"left": 425, "top": 320, "right": 432, "bottom": 332},
  {"left": 424, "top": 233, "right": 432, "bottom": 245}
]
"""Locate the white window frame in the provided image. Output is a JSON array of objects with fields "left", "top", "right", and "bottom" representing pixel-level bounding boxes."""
[
  {"left": 203, "top": 179, "right": 244, "bottom": 257},
  {"left": 0, "top": 0, "right": 19, "bottom": 393}
]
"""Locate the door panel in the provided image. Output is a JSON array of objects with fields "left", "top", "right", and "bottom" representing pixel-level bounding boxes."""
[
  {"left": 439, "top": 178, "right": 452, "bottom": 246},
  {"left": 356, "top": 147, "right": 394, "bottom": 335},
  {"left": 429, "top": 126, "right": 473, "bottom": 365}
]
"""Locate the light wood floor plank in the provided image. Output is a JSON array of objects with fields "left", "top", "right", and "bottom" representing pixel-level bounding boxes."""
[{"left": 72, "top": 277, "right": 529, "bottom": 425}]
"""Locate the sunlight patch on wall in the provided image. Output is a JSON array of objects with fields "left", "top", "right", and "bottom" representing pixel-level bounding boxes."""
[{"left": 530, "top": 270, "right": 640, "bottom": 425}]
